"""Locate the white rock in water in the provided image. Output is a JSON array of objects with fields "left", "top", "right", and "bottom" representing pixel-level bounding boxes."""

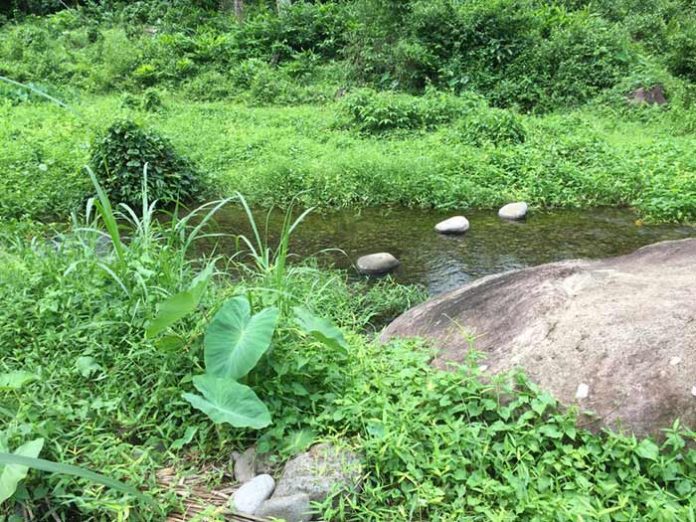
[
  {"left": 435, "top": 216, "right": 470, "bottom": 235},
  {"left": 575, "top": 383, "right": 589, "bottom": 400},
  {"left": 356, "top": 253, "right": 400, "bottom": 275},
  {"left": 231, "top": 474, "right": 275, "bottom": 515},
  {"left": 669, "top": 357, "right": 681, "bottom": 366},
  {"left": 498, "top": 202, "right": 528, "bottom": 220}
]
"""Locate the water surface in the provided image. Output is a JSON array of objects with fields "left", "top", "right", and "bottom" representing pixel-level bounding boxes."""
[{"left": 203, "top": 207, "right": 695, "bottom": 295}]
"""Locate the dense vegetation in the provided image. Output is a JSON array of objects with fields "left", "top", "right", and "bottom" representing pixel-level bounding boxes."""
[{"left": 1, "top": 0, "right": 695, "bottom": 520}]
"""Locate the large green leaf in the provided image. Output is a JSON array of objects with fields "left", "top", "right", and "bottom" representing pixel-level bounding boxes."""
[
  {"left": 293, "top": 307, "right": 348, "bottom": 350},
  {"left": 146, "top": 263, "right": 214, "bottom": 338},
  {"left": 0, "top": 371, "right": 36, "bottom": 390},
  {"left": 182, "top": 375, "right": 271, "bottom": 429},
  {"left": 0, "top": 438, "right": 44, "bottom": 503},
  {"left": 204, "top": 296, "right": 279, "bottom": 379}
]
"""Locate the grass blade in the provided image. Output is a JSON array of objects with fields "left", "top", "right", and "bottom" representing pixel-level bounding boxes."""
[{"left": 0, "top": 453, "right": 152, "bottom": 505}]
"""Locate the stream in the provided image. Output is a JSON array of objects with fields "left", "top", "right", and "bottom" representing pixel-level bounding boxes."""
[{"left": 202, "top": 206, "right": 696, "bottom": 295}]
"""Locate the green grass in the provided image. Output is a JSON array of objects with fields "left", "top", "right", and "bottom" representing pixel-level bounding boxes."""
[
  {"left": 1, "top": 92, "right": 695, "bottom": 223},
  {"left": 0, "top": 211, "right": 693, "bottom": 519}
]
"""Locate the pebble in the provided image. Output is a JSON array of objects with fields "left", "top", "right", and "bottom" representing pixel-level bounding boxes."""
[
  {"left": 669, "top": 356, "right": 681, "bottom": 366},
  {"left": 575, "top": 383, "right": 589, "bottom": 400},
  {"left": 691, "top": 385, "right": 696, "bottom": 398}
]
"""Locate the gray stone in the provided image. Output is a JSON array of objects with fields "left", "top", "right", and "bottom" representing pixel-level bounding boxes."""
[
  {"left": 273, "top": 443, "right": 361, "bottom": 503},
  {"left": 255, "top": 493, "right": 312, "bottom": 522},
  {"left": 233, "top": 446, "right": 257, "bottom": 483},
  {"left": 356, "top": 253, "right": 400, "bottom": 276},
  {"left": 231, "top": 474, "right": 275, "bottom": 515},
  {"left": 381, "top": 239, "right": 696, "bottom": 438},
  {"left": 435, "top": 216, "right": 470, "bottom": 235},
  {"left": 498, "top": 202, "right": 528, "bottom": 220},
  {"left": 628, "top": 85, "right": 667, "bottom": 105}
]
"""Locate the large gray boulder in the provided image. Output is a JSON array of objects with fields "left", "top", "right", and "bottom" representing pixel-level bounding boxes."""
[{"left": 381, "top": 239, "right": 696, "bottom": 437}]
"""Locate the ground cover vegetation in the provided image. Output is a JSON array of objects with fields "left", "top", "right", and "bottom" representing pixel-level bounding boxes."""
[{"left": 0, "top": 0, "right": 695, "bottom": 519}]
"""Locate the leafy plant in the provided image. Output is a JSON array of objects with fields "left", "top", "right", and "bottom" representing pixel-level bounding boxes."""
[
  {"left": 0, "top": 438, "right": 44, "bottom": 504},
  {"left": 183, "top": 295, "right": 279, "bottom": 430},
  {"left": 90, "top": 119, "right": 202, "bottom": 207}
]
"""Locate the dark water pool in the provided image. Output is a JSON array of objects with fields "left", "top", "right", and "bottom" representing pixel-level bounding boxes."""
[{"left": 201, "top": 207, "right": 696, "bottom": 295}]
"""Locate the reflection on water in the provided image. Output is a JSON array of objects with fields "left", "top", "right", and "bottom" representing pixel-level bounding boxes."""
[{"left": 196, "top": 206, "right": 696, "bottom": 295}]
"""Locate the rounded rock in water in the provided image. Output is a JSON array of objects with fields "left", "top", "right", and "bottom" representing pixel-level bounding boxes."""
[
  {"left": 356, "top": 253, "right": 400, "bottom": 275},
  {"left": 435, "top": 216, "right": 470, "bottom": 235},
  {"left": 498, "top": 202, "right": 528, "bottom": 220}
]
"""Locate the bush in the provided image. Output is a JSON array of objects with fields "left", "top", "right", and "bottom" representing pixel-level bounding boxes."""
[
  {"left": 459, "top": 106, "right": 527, "bottom": 145},
  {"left": 339, "top": 88, "right": 482, "bottom": 133},
  {"left": 90, "top": 119, "right": 201, "bottom": 206}
]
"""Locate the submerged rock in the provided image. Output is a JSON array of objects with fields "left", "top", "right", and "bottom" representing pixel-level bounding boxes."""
[
  {"left": 273, "top": 443, "right": 361, "bottom": 503},
  {"left": 256, "top": 493, "right": 312, "bottom": 522},
  {"left": 381, "top": 239, "right": 696, "bottom": 438},
  {"left": 231, "top": 474, "right": 275, "bottom": 515},
  {"left": 356, "top": 253, "right": 400, "bottom": 275},
  {"left": 435, "top": 216, "right": 470, "bottom": 235},
  {"left": 498, "top": 202, "right": 528, "bottom": 220}
]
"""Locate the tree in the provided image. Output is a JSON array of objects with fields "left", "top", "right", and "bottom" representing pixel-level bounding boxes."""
[{"left": 220, "top": 0, "right": 244, "bottom": 20}]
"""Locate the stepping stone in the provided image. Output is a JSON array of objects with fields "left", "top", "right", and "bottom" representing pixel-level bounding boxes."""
[
  {"left": 435, "top": 216, "right": 470, "bottom": 235},
  {"left": 498, "top": 202, "right": 528, "bottom": 220},
  {"left": 356, "top": 253, "right": 399, "bottom": 275}
]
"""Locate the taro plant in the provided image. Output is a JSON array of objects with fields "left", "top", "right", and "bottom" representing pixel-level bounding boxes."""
[{"left": 182, "top": 296, "right": 279, "bottom": 429}]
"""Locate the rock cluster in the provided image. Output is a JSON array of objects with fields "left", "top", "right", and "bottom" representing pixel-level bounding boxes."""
[
  {"left": 356, "top": 202, "right": 529, "bottom": 276},
  {"left": 230, "top": 443, "right": 361, "bottom": 522}
]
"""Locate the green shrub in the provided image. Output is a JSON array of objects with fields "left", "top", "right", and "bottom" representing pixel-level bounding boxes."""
[
  {"left": 89, "top": 119, "right": 201, "bottom": 206},
  {"left": 339, "top": 88, "right": 481, "bottom": 133},
  {"left": 459, "top": 106, "right": 527, "bottom": 146}
]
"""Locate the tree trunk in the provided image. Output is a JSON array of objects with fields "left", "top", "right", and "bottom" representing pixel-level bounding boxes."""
[
  {"left": 221, "top": 0, "right": 244, "bottom": 21},
  {"left": 276, "top": 0, "right": 291, "bottom": 14}
]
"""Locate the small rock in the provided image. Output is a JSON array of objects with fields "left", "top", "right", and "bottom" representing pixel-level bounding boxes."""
[
  {"left": 234, "top": 447, "right": 257, "bottom": 483},
  {"left": 231, "top": 474, "right": 275, "bottom": 515},
  {"left": 691, "top": 386, "right": 696, "bottom": 398},
  {"left": 356, "top": 253, "right": 400, "bottom": 276},
  {"left": 435, "top": 216, "right": 470, "bottom": 235},
  {"left": 628, "top": 85, "right": 667, "bottom": 106},
  {"left": 575, "top": 383, "right": 589, "bottom": 400},
  {"left": 498, "top": 202, "right": 528, "bottom": 220},
  {"left": 669, "top": 357, "right": 681, "bottom": 366},
  {"left": 273, "top": 443, "right": 361, "bottom": 503},
  {"left": 255, "top": 493, "right": 312, "bottom": 522}
]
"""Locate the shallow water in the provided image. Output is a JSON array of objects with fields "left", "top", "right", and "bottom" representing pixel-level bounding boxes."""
[{"left": 202, "top": 207, "right": 696, "bottom": 295}]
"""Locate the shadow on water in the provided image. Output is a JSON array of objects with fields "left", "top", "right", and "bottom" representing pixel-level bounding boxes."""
[{"left": 195, "top": 206, "right": 696, "bottom": 295}]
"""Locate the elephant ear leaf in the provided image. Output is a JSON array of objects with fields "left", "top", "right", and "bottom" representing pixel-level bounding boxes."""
[
  {"left": 204, "top": 296, "right": 279, "bottom": 379},
  {"left": 293, "top": 307, "right": 348, "bottom": 350},
  {"left": 0, "top": 438, "right": 44, "bottom": 503},
  {"left": 182, "top": 375, "right": 271, "bottom": 429}
]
